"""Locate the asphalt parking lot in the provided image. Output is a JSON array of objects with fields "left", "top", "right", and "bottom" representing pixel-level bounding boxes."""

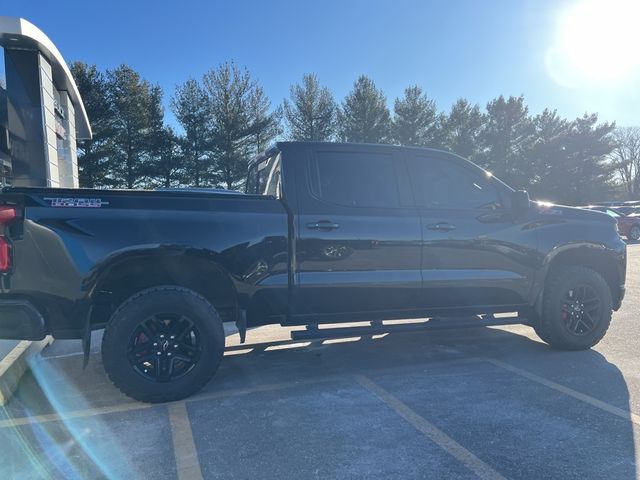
[{"left": 1, "top": 243, "right": 639, "bottom": 480}]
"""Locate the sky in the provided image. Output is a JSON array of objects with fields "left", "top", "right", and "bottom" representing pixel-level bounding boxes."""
[{"left": 4, "top": 0, "right": 640, "bottom": 129}]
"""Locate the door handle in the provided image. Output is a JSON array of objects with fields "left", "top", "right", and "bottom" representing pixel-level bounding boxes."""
[
  {"left": 306, "top": 220, "right": 340, "bottom": 231},
  {"left": 476, "top": 211, "right": 509, "bottom": 223},
  {"left": 426, "top": 222, "right": 456, "bottom": 232}
]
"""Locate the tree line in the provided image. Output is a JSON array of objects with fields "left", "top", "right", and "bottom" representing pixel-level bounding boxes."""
[{"left": 71, "top": 62, "right": 637, "bottom": 204}]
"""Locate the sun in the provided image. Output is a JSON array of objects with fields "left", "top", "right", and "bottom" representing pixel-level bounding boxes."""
[{"left": 546, "top": 0, "right": 640, "bottom": 87}]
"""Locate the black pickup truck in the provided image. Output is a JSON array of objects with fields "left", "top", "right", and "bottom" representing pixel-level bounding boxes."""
[{"left": 0, "top": 142, "right": 627, "bottom": 402}]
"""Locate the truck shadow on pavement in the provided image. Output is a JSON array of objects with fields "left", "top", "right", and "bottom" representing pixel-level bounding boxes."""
[{"left": 1, "top": 325, "right": 637, "bottom": 480}]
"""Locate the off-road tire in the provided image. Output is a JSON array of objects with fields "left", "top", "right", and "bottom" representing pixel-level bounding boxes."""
[
  {"left": 534, "top": 266, "right": 612, "bottom": 350},
  {"left": 102, "top": 286, "right": 225, "bottom": 403}
]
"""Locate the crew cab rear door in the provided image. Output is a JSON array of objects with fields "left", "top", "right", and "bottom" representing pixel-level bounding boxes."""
[
  {"left": 289, "top": 145, "right": 423, "bottom": 321},
  {"left": 406, "top": 152, "right": 536, "bottom": 310}
]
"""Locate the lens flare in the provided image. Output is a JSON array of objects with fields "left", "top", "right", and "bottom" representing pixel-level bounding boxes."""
[
  {"left": 1, "top": 355, "right": 140, "bottom": 478},
  {"left": 546, "top": 0, "right": 640, "bottom": 87}
]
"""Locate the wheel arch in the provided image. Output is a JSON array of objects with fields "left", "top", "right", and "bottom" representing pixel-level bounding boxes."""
[
  {"left": 87, "top": 247, "right": 238, "bottom": 328},
  {"left": 537, "top": 244, "right": 622, "bottom": 314}
]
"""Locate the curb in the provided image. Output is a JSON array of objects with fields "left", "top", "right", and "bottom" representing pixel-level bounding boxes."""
[{"left": 0, "top": 336, "right": 53, "bottom": 406}]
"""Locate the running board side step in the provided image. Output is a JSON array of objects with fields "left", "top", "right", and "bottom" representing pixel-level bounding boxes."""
[{"left": 290, "top": 316, "right": 528, "bottom": 341}]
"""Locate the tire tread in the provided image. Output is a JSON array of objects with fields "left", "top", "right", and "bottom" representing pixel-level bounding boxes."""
[
  {"left": 102, "top": 286, "right": 224, "bottom": 403},
  {"left": 536, "top": 266, "right": 612, "bottom": 350}
]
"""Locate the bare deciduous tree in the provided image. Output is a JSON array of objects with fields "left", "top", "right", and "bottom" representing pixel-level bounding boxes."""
[{"left": 611, "top": 127, "right": 640, "bottom": 198}]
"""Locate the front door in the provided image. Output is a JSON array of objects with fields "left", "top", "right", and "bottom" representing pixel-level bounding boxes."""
[
  {"left": 290, "top": 145, "right": 423, "bottom": 322},
  {"left": 406, "top": 152, "right": 537, "bottom": 311}
]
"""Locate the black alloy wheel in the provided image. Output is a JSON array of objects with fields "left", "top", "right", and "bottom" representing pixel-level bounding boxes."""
[
  {"left": 561, "top": 284, "right": 601, "bottom": 336},
  {"left": 102, "top": 286, "right": 225, "bottom": 403},
  {"left": 535, "top": 266, "right": 612, "bottom": 350},
  {"left": 127, "top": 314, "right": 202, "bottom": 382}
]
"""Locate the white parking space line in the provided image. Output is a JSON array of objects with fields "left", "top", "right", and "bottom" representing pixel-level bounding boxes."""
[
  {"left": 40, "top": 352, "right": 86, "bottom": 360},
  {"left": 0, "top": 400, "right": 153, "bottom": 428},
  {"left": 486, "top": 358, "right": 640, "bottom": 425},
  {"left": 0, "top": 357, "right": 482, "bottom": 430},
  {"left": 355, "top": 374, "right": 508, "bottom": 480},
  {"left": 0, "top": 377, "right": 340, "bottom": 429},
  {"left": 168, "top": 401, "right": 204, "bottom": 480}
]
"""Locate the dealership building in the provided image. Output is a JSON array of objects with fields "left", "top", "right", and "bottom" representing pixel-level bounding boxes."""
[
  {"left": 0, "top": 16, "right": 91, "bottom": 188},
  {"left": 0, "top": 17, "right": 90, "bottom": 400}
]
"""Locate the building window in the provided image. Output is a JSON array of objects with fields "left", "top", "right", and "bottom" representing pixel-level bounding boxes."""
[{"left": 0, "top": 47, "right": 11, "bottom": 186}]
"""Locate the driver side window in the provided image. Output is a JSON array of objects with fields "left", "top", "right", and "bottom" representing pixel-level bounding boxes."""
[{"left": 407, "top": 156, "right": 501, "bottom": 209}]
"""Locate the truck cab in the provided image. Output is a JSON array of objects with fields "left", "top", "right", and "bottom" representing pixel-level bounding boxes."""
[{"left": 249, "top": 142, "right": 624, "bottom": 325}]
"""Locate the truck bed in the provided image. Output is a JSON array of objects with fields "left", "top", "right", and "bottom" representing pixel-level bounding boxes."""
[{"left": 0, "top": 185, "right": 290, "bottom": 338}]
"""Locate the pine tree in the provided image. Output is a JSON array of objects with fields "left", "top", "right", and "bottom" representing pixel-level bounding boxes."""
[
  {"left": 147, "top": 126, "right": 181, "bottom": 187},
  {"left": 203, "top": 62, "right": 255, "bottom": 190},
  {"left": 338, "top": 75, "right": 391, "bottom": 143},
  {"left": 478, "top": 95, "right": 535, "bottom": 187},
  {"left": 171, "top": 79, "right": 211, "bottom": 187},
  {"left": 105, "top": 65, "right": 158, "bottom": 188},
  {"left": 554, "top": 114, "right": 616, "bottom": 204},
  {"left": 69, "top": 62, "right": 115, "bottom": 188},
  {"left": 145, "top": 88, "right": 182, "bottom": 187},
  {"left": 439, "top": 99, "right": 484, "bottom": 161},
  {"left": 247, "top": 84, "right": 281, "bottom": 155},
  {"left": 283, "top": 74, "right": 336, "bottom": 141},
  {"left": 392, "top": 86, "right": 438, "bottom": 147},
  {"left": 524, "top": 109, "right": 569, "bottom": 198},
  {"left": 70, "top": 61, "right": 618, "bottom": 204}
]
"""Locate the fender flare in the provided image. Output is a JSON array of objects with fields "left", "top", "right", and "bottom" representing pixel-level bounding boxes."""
[{"left": 531, "top": 242, "right": 621, "bottom": 317}]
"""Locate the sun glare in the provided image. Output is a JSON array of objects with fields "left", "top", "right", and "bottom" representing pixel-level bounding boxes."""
[{"left": 546, "top": 0, "right": 640, "bottom": 87}]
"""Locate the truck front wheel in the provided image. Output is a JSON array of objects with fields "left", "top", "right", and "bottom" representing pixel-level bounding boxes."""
[
  {"left": 101, "top": 286, "right": 225, "bottom": 403},
  {"left": 534, "top": 266, "right": 612, "bottom": 350}
]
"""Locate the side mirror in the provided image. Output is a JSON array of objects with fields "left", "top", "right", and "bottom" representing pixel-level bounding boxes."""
[{"left": 511, "top": 190, "right": 530, "bottom": 216}]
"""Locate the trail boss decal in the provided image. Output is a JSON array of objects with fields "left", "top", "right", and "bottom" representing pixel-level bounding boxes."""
[{"left": 44, "top": 197, "right": 110, "bottom": 208}]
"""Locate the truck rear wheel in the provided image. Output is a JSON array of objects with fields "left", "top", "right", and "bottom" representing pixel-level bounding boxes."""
[
  {"left": 102, "top": 286, "right": 225, "bottom": 403},
  {"left": 534, "top": 266, "right": 612, "bottom": 350}
]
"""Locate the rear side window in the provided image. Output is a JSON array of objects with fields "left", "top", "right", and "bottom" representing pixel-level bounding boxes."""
[
  {"left": 246, "top": 154, "right": 281, "bottom": 196},
  {"left": 311, "top": 151, "right": 400, "bottom": 208},
  {"left": 407, "top": 156, "right": 500, "bottom": 209}
]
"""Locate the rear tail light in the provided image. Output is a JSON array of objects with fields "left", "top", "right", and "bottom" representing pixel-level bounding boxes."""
[
  {"left": 0, "top": 206, "right": 19, "bottom": 273},
  {"left": 0, "top": 206, "right": 19, "bottom": 225},
  {"left": 0, "top": 236, "right": 11, "bottom": 272}
]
